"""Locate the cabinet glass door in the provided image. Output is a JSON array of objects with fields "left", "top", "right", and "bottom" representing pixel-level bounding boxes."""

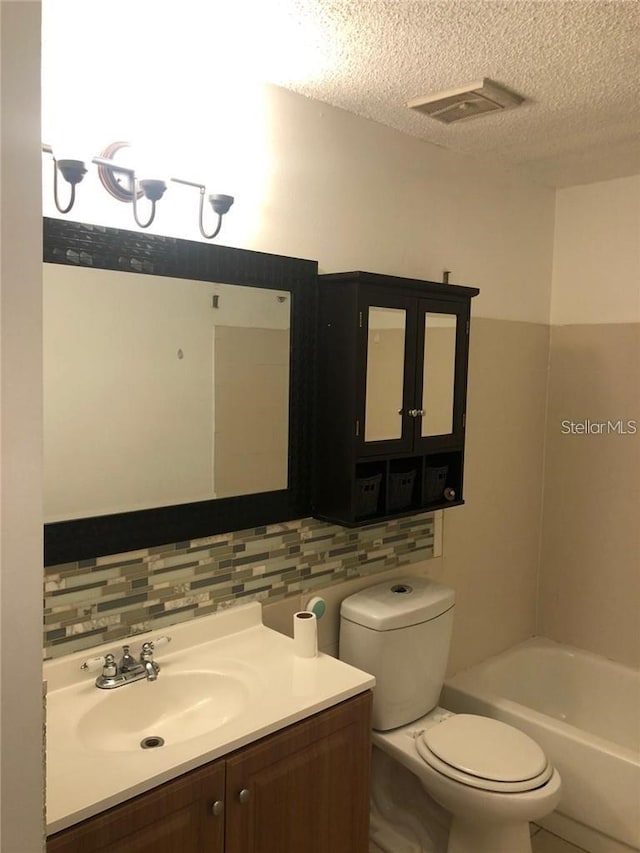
[
  {"left": 421, "top": 312, "right": 457, "bottom": 437},
  {"left": 364, "top": 306, "right": 406, "bottom": 443}
]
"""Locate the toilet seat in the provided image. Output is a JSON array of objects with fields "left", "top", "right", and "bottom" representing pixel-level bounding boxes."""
[{"left": 416, "top": 714, "right": 553, "bottom": 793}]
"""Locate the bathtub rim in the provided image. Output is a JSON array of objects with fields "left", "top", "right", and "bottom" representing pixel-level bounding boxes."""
[{"left": 443, "top": 635, "right": 640, "bottom": 764}]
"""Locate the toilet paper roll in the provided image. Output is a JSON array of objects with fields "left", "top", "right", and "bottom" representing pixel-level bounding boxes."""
[{"left": 293, "top": 611, "right": 318, "bottom": 658}]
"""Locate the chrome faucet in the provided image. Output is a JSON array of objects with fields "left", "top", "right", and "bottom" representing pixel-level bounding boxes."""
[
  {"left": 119, "top": 644, "right": 137, "bottom": 672},
  {"left": 81, "top": 636, "right": 171, "bottom": 689}
]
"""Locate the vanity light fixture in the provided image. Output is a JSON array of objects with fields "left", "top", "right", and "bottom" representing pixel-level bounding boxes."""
[
  {"left": 41, "top": 141, "right": 234, "bottom": 238},
  {"left": 171, "top": 179, "right": 235, "bottom": 240},
  {"left": 93, "top": 154, "right": 167, "bottom": 229},
  {"left": 42, "top": 144, "right": 88, "bottom": 214}
]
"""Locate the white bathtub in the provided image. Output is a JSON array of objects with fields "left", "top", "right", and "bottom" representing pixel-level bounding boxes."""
[{"left": 442, "top": 638, "right": 640, "bottom": 853}]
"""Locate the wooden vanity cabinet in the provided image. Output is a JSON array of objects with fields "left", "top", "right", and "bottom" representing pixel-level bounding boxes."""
[
  {"left": 225, "top": 689, "right": 371, "bottom": 853},
  {"left": 314, "top": 271, "right": 479, "bottom": 526},
  {"left": 46, "top": 758, "right": 226, "bottom": 853},
  {"left": 47, "top": 692, "right": 372, "bottom": 853}
]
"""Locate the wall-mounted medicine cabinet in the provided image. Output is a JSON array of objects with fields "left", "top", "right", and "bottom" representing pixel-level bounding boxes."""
[{"left": 313, "top": 271, "right": 479, "bottom": 526}]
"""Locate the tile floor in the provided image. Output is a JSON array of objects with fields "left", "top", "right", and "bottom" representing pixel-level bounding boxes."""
[
  {"left": 531, "top": 826, "right": 587, "bottom": 853},
  {"left": 368, "top": 826, "right": 589, "bottom": 853}
]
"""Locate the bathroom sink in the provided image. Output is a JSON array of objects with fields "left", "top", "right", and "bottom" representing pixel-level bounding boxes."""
[
  {"left": 45, "top": 603, "right": 376, "bottom": 835},
  {"left": 76, "top": 670, "right": 250, "bottom": 752}
]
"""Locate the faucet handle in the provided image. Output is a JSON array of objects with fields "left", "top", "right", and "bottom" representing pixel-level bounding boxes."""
[
  {"left": 140, "top": 636, "right": 172, "bottom": 657},
  {"left": 140, "top": 641, "right": 154, "bottom": 661},
  {"left": 81, "top": 654, "right": 108, "bottom": 672},
  {"left": 81, "top": 652, "right": 117, "bottom": 678}
]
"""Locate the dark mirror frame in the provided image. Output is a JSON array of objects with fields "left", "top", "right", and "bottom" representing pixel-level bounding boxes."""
[{"left": 43, "top": 218, "right": 317, "bottom": 567}]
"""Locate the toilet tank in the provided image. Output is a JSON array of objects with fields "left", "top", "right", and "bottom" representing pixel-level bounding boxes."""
[{"left": 340, "top": 578, "right": 455, "bottom": 731}]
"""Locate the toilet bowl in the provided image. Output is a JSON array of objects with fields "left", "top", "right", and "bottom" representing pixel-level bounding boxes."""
[
  {"left": 340, "top": 578, "right": 562, "bottom": 853},
  {"left": 372, "top": 708, "right": 561, "bottom": 853}
]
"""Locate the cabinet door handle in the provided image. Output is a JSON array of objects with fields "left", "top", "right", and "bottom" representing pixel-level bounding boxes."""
[
  {"left": 211, "top": 800, "right": 224, "bottom": 816},
  {"left": 238, "top": 788, "right": 250, "bottom": 805}
]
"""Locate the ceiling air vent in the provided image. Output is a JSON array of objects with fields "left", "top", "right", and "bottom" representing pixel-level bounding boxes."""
[{"left": 408, "top": 78, "right": 524, "bottom": 124}]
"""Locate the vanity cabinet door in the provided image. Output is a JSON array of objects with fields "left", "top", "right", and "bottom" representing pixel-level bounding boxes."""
[
  {"left": 224, "top": 692, "right": 372, "bottom": 853},
  {"left": 47, "top": 759, "right": 226, "bottom": 853}
]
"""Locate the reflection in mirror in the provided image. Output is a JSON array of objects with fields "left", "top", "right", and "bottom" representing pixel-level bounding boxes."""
[
  {"left": 364, "top": 306, "right": 406, "bottom": 442},
  {"left": 422, "top": 312, "right": 456, "bottom": 437},
  {"left": 43, "top": 263, "right": 290, "bottom": 523}
]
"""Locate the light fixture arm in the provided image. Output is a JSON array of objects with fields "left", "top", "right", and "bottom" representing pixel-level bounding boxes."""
[
  {"left": 198, "top": 187, "right": 223, "bottom": 240},
  {"left": 52, "top": 157, "right": 77, "bottom": 214},
  {"left": 131, "top": 191, "right": 158, "bottom": 230},
  {"left": 132, "top": 179, "right": 167, "bottom": 229},
  {"left": 172, "top": 179, "right": 234, "bottom": 240},
  {"left": 43, "top": 145, "right": 87, "bottom": 215}
]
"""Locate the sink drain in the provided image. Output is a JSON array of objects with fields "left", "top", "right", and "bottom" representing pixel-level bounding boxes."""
[{"left": 140, "top": 735, "right": 165, "bottom": 750}]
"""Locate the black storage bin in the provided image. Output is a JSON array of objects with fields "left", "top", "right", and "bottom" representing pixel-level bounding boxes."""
[
  {"left": 424, "top": 465, "right": 448, "bottom": 503},
  {"left": 388, "top": 469, "right": 416, "bottom": 512},
  {"left": 355, "top": 473, "right": 382, "bottom": 518}
]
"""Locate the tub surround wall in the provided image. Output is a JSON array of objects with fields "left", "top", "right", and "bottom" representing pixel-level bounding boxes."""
[
  {"left": 44, "top": 514, "right": 436, "bottom": 659},
  {"left": 540, "top": 176, "right": 640, "bottom": 669},
  {"left": 441, "top": 317, "right": 550, "bottom": 675},
  {"left": 540, "top": 322, "right": 640, "bottom": 668}
]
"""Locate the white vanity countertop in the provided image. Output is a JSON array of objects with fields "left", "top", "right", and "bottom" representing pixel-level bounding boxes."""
[{"left": 45, "top": 602, "right": 375, "bottom": 835}]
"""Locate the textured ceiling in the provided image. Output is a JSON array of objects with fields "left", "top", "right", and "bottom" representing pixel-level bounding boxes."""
[{"left": 249, "top": 0, "right": 640, "bottom": 187}]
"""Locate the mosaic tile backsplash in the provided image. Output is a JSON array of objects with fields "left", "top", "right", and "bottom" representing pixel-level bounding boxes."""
[{"left": 44, "top": 513, "right": 435, "bottom": 659}]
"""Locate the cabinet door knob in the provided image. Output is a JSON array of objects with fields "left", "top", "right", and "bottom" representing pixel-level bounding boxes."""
[
  {"left": 211, "top": 800, "right": 224, "bottom": 816},
  {"left": 408, "top": 409, "right": 418, "bottom": 417},
  {"left": 238, "top": 788, "right": 250, "bottom": 805}
]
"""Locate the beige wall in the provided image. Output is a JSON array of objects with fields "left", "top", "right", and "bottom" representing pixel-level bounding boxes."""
[
  {"left": 0, "top": 2, "right": 45, "bottom": 849},
  {"left": 443, "top": 318, "right": 550, "bottom": 673},
  {"left": 550, "top": 175, "right": 640, "bottom": 325},
  {"left": 539, "top": 176, "right": 640, "bottom": 668}
]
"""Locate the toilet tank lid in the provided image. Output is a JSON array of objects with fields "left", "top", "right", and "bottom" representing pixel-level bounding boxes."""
[{"left": 340, "top": 577, "right": 455, "bottom": 631}]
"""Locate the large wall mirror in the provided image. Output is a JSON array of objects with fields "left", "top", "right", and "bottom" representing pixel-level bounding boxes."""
[{"left": 43, "top": 219, "right": 316, "bottom": 567}]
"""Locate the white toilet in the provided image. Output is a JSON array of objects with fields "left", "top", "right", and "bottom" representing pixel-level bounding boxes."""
[{"left": 340, "top": 577, "right": 562, "bottom": 853}]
